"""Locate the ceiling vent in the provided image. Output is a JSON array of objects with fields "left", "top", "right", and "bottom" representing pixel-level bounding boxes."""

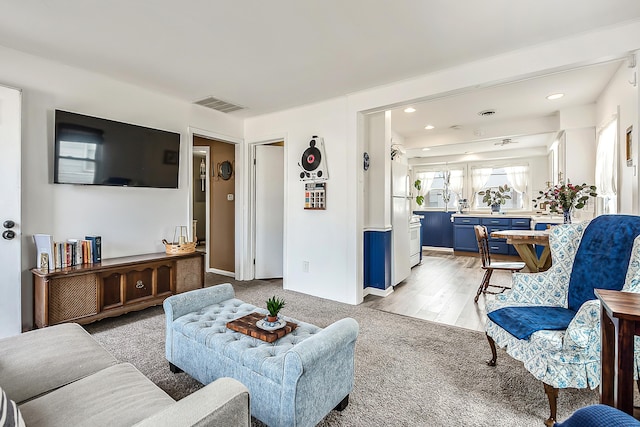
[
  {"left": 194, "top": 96, "right": 244, "bottom": 113},
  {"left": 478, "top": 109, "right": 496, "bottom": 117}
]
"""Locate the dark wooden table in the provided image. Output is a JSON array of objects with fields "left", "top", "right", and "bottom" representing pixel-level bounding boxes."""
[
  {"left": 490, "top": 229, "right": 551, "bottom": 272},
  {"left": 595, "top": 289, "right": 640, "bottom": 416}
]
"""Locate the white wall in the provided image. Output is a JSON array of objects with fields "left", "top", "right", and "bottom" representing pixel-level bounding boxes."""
[
  {"left": 0, "top": 45, "right": 243, "bottom": 329},
  {"left": 246, "top": 21, "right": 640, "bottom": 305},
  {"left": 244, "top": 98, "right": 355, "bottom": 304},
  {"left": 596, "top": 59, "right": 639, "bottom": 214}
]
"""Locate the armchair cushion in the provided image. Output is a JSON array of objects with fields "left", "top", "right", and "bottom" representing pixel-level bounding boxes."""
[
  {"left": 568, "top": 214, "right": 640, "bottom": 311},
  {"left": 488, "top": 306, "right": 576, "bottom": 340}
]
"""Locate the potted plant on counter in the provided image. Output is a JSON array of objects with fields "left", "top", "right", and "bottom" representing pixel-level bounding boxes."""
[{"left": 479, "top": 184, "right": 512, "bottom": 213}]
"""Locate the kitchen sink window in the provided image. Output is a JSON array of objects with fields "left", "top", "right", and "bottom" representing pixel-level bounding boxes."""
[
  {"left": 472, "top": 166, "right": 529, "bottom": 210},
  {"left": 416, "top": 169, "right": 463, "bottom": 209}
]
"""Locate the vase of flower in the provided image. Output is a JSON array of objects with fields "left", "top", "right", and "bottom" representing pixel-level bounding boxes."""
[{"left": 533, "top": 182, "right": 597, "bottom": 222}]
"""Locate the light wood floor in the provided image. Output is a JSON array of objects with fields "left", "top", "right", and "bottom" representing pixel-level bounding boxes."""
[{"left": 361, "top": 249, "right": 515, "bottom": 332}]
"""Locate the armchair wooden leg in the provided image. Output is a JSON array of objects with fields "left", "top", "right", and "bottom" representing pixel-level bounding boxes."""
[
  {"left": 543, "top": 382, "right": 558, "bottom": 427},
  {"left": 486, "top": 333, "right": 497, "bottom": 366}
]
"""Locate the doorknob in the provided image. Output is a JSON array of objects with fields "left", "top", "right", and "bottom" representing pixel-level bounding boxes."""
[
  {"left": 3, "top": 220, "right": 15, "bottom": 229},
  {"left": 2, "top": 230, "right": 15, "bottom": 240}
]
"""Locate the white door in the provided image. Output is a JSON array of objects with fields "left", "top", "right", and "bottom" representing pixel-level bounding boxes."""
[
  {"left": 0, "top": 85, "right": 22, "bottom": 338},
  {"left": 254, "top": 145, "right": 284, "bottom": 279}
]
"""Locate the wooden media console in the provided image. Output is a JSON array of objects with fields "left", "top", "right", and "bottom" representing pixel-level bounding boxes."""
[{"left": 32, "top": 251, "right": 205, "bottom": 328}]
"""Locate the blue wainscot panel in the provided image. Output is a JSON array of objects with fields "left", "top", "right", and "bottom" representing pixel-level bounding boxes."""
[{"left": 364, "top": 230, "right": 392, "bottom": 290}]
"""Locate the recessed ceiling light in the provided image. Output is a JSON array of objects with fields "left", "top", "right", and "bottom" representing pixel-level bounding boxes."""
[
  {"left": 424, "top": 125, "right": 435, "bottom": 130},
  {"left": 546, "top": 93, "right": 564, "bottom": 100},
  {"left": 404, "top": 107, "right": 416, "bottom": 113},
  {"left": 421, "top": 147, "right": 431, "bottom": 151}
]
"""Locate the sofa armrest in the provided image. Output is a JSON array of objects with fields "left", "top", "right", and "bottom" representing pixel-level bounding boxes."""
[
  {"left": 134, "top": 378, "right": 250, "bottom": 427},
  {"left": 287, "top": 317, "right": 359, "bottom": 366},
  {"left": 281, "top": 318, "right": 359, "bottom": 426},
  {"left": 564, "top": 299, "right": 601, "bottom": 352},
  {"left": 163, "top": 284, "right": 235, "bottom": 322}
]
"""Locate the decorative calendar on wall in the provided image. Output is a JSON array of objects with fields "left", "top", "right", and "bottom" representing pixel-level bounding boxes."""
[{"left": 304, "top": 182, "right": 326, "bottom": 210}]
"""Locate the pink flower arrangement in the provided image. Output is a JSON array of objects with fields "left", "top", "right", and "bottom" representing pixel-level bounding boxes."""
[{"left": 533, "top": 182, "right": 597, "bottom": 213}]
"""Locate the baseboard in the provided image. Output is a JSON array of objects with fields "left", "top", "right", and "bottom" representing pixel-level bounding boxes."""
[
  {"left": 363, "top": 286, "right": 394, "bottom": 297},
  {"left": 208, "top": 268, "right": 235, "bottom": 277}
]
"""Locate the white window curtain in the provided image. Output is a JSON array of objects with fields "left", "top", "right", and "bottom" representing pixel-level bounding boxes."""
[
  {"left": 505, "top": 165, "right": 529, "bottom": 195},
  {"left": 448, "top": 169, "right": 464, "bottom": 198},
  {"left": 415, "top": 171, "right": 435, "bottom": 199},
  {"left": 595, "top": 119, "right": 617, "bottom": 214},
  {"left": 471, "top": 167, "right": 493, "bottom": 203}
]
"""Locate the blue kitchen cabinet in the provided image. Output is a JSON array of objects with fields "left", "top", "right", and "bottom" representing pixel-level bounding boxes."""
[
  {"left": 452, "top": 216, "right": 531, "bottom": 255},
  {"left": 452, "top": 216, "right": 480, "bottom": 252},
  {"left": 413, "top": 211, "right": 453, "bottom": 248}
]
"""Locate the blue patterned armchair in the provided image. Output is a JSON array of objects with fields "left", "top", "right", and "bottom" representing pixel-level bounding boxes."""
[{"left": 485, "top": 215, "right": 640, "bottom": 426}]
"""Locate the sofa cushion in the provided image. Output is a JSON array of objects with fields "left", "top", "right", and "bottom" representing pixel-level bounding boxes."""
[
  {"left": 0, "top": 323, "right": 117, "bottom": 404},
  {"left": 19, "top": 363, "right": 175, "bottom": 427},
  {"left": 172, "top": 298, "right": 322, "bottom": 383},
  {"left": 0, "top": 385, "right": 25, "bottom": 427},
  {"left": 487, "top": 306, "right": 577, "bottom": 340}
]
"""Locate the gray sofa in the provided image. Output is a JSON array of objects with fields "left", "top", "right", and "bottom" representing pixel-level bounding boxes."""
[
  {"left": 164, "top": 284, "right": 359, "bottom": 427},
  {"left": 0, "top": 323, "right": 250, "bottom": 427}
]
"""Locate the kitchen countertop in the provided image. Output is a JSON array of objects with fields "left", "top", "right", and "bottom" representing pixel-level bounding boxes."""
[{"left": 451, "top": 212, "right": 563, "bottom": 220}]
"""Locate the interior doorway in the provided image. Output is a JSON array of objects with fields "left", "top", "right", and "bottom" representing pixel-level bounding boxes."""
[
  {"left": 251, "top": 141, "right": 285, "bottom": 279},
  {"left": 193, "top": 135, "right": 236, "bottom": 276}
]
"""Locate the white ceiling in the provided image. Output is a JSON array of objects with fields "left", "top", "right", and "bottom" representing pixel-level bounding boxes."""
[
  {"left": 392, "top": 60, "right": 625, "bottom": 159},
  {"left": 1, "top": 1, "right": 640, "bottom": 117}
]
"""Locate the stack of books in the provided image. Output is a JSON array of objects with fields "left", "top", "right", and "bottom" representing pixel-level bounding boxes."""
[{"left": 33, "top": 234, "right": 101, "bottom": 270}]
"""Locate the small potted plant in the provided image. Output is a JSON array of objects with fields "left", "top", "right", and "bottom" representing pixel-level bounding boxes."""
[
  {"left": 479, "top": 184, "right": 512, "bottom": 213},
  {"left": 266, "top": 296, "right": 286, "bottom": 323}
]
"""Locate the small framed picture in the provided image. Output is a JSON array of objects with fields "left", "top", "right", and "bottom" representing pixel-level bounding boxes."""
[
  {"left": 163, "top": 150, "right": 179, "bottom": 165},
  {"left": 626, "top": 126, "right": 633, "bottom": 167}
]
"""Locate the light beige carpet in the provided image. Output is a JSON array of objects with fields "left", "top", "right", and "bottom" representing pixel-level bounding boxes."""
[{"left": 85, "top": 276, "right": 598, "bottom": 426}]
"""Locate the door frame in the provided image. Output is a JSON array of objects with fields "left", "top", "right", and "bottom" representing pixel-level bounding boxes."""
[
  {"left": 247, "top": 136, "right": 288, "bottom": 281},
  {"left": 0, "top": 84, "right": 22, "bottom": 338},
  {"left": 192, "top": 146, "right": 211, "bottom": 268},
  {"left": 188, "top": 127, "right": 244, "bottom": 279}
]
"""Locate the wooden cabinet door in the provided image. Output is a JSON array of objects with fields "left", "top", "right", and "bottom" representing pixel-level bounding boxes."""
[
  {"left": 157, "top": 264, "right": 173, "bottom": 295},
  {"left": 101, "top": 272, "right": 123, "bottom": 309},
  {"left": 125, "top": 268, "right": 153, "bottom": 302}
]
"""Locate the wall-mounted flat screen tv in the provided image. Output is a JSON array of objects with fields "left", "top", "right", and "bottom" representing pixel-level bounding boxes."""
[{"left": 54, "top": 110, "right": 180, "bottom": 188}]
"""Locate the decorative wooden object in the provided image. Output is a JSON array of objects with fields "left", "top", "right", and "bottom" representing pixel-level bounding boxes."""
[
  {"left": 226, "top": 312, "right": 297, "bottom": 343},
  {"left": 595, "top": 289, "right": 640, "bottom": 416},
  {"left": 32, "top": 251, "right": 204, "bottom": 328},
  {"left": 164, "top": 241, "right": 197, "bottom": 255}
]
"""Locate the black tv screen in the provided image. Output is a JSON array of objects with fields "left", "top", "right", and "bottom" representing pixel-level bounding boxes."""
[{"left": 54, "top": 110, "right": 180, "bottom": 188}]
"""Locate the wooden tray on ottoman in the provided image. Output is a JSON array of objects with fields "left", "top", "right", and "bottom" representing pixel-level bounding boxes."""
[{"left": 226, "top": 312, "right": 297, "bottom": 343}]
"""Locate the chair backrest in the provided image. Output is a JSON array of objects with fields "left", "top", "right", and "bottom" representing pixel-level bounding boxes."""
[
  {"left": 568, "top": 214, "right": 640, "bottom": 311},
  {"left": 474, "top": 225, "right": 491, "bottom": 268}
]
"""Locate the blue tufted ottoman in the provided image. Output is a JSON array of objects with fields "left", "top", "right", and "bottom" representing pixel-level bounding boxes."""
[{"left": 163, "top": 283, "right": 359, "bottom": 427}]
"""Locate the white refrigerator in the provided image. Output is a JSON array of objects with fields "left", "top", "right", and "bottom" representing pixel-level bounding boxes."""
[{"left": 391, "top": 157, "right": 411, "bottom": 286}]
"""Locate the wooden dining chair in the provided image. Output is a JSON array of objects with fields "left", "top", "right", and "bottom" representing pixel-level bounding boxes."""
[{"left": 473, "top": 225, "right": 526, "bottom": 303}]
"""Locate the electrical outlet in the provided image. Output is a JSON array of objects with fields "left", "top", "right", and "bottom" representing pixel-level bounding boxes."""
[
  {"left": 302, "top": 261, "right": 309, "bottom": 272},
  {"left": 227, "top": 194, "right": 234, "bottom": 201}
]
